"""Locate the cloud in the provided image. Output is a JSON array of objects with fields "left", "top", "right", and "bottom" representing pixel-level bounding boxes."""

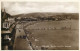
[
  {"left": 2, "top": 2, "right": 79, "bottom": 15},
  {"left": 64, "top": 6, "right": 78, "bottom": 13}
]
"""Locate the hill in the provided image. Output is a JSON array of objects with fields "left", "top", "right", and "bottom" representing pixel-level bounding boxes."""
[{"left": 11, "top": 12, "right": 79, "bottom": 19}]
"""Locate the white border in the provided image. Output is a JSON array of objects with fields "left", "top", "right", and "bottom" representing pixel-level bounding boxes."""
[{"left": 0, "top": 0, "right": 79, "bottom": 51}]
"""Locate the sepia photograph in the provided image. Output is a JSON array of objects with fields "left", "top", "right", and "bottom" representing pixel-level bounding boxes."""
[{"left": 1, "top": 1, "right": 79, "bottom": 50}]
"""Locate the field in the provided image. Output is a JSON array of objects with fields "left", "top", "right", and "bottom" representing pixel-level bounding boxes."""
[{"left": 24, "top": 20, "right": 79, "bottom": 50}]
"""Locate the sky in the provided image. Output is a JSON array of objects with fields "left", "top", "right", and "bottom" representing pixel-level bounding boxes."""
[{"left": 1, "top": 2, "right": 79, "bottom": 15}]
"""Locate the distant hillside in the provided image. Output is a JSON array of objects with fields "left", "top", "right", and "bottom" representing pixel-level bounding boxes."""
[{"left": 11, "top": 12, "right": 79, "bottom": 19}]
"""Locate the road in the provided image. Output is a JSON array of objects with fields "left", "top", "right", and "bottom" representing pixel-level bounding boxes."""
[{"left": 13, "top": 23, "right": 32, "bottom": 50}]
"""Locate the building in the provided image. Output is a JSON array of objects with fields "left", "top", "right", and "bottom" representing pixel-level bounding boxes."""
[{"left": 1, "top": 9, "right": 16, "bottom": 50}]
